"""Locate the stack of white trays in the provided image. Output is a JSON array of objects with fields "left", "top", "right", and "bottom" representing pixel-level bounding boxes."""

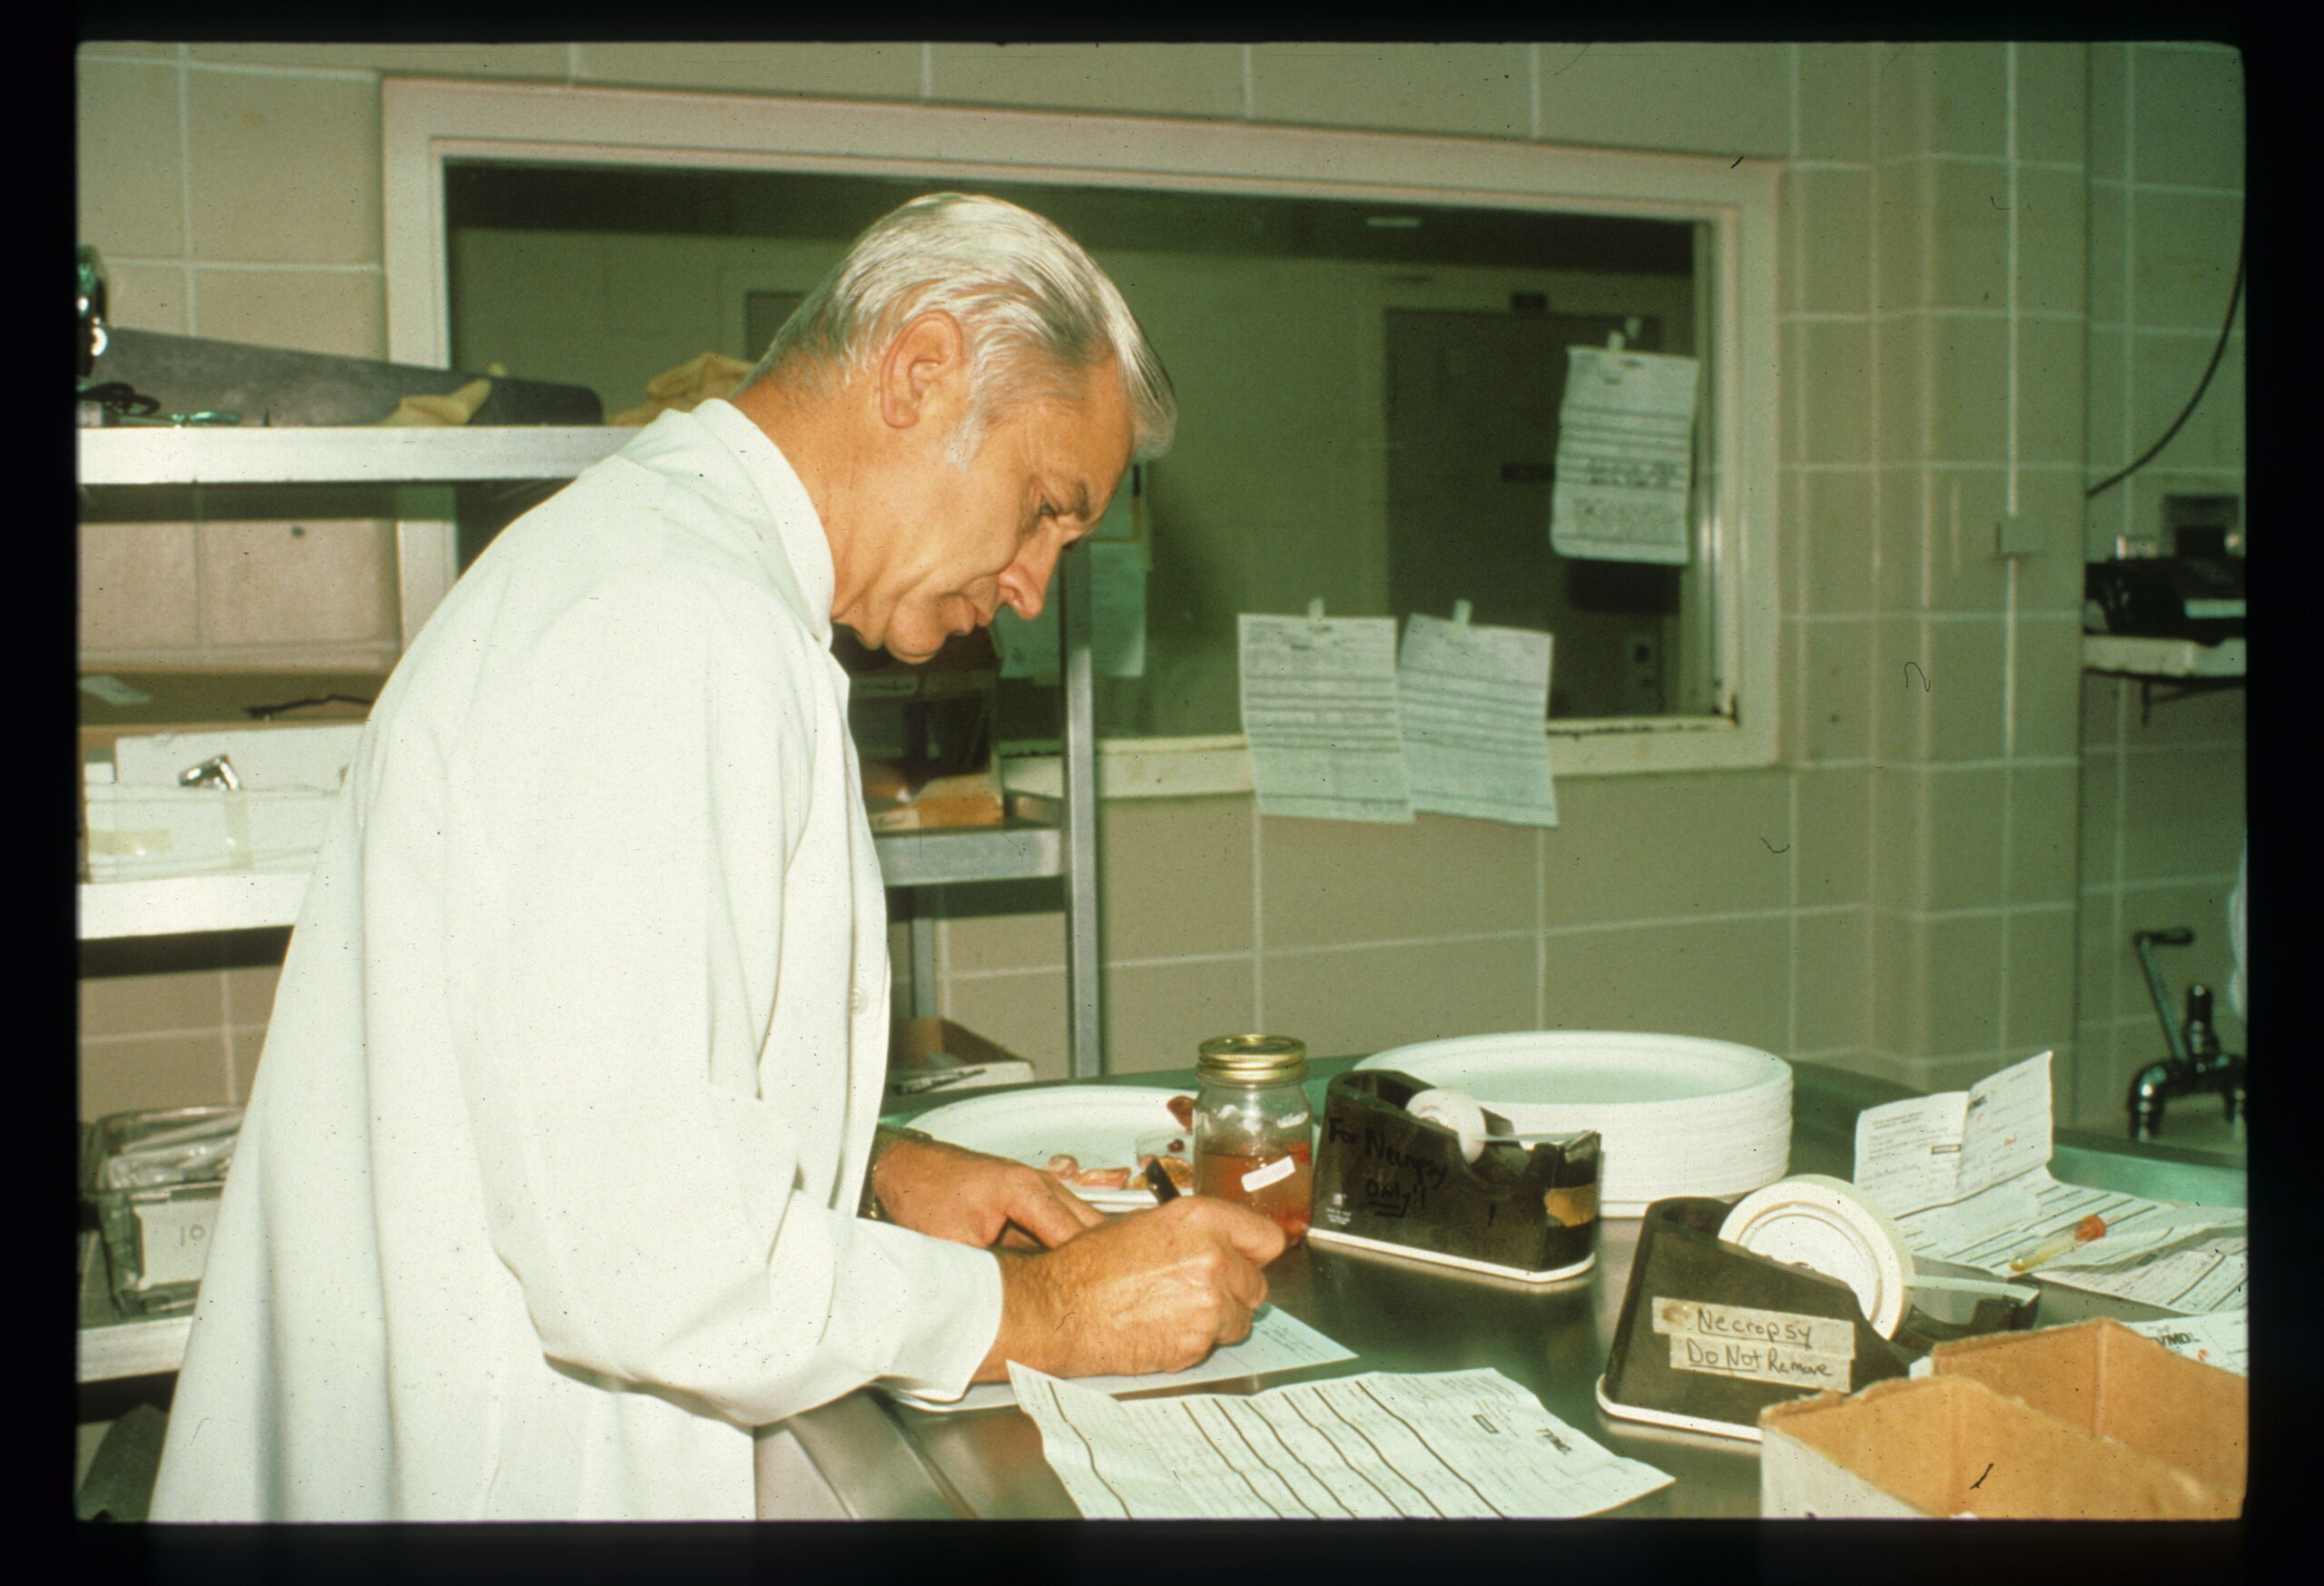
[{"left": 1356, "top": 1031, "right": 1792, "bottom": 1217}]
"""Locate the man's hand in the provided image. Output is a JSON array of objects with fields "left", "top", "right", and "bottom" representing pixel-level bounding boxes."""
[
  {"left": 974, "top": 1197, "right": 1287, "bottom": 1383},
  {"left": 871, "top": 1135, "right": 1106, "bottom": 1249}
]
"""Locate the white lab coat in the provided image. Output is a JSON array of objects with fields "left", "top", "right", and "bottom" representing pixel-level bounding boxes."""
[{"left": 150, "top": 400, "right": 1002, "bottom": 1522}]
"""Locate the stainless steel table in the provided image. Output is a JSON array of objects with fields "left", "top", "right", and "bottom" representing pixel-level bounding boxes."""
[{"left": 786, "top": 1058, "right": 2249, "bottom": 1519}]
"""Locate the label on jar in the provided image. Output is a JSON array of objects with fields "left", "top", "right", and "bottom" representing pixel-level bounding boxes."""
[{"left": 1241, "top": 1155, "right": 1296, "bottom": 1193}]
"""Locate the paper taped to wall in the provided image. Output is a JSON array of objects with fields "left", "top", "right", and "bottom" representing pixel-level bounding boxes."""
[
  {"left": 1397, "top": 606, "right": 1558, "bottom": 827},
  {"left": 1239, "top": 607, "right": 1413, "bottom": 823},
  {"left": 1550, "top": 345, "right": 1699, "bottom": 566}
]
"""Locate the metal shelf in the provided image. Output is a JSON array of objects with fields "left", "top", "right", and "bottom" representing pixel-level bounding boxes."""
[
  {"left": 78, "top": 872, "right": 310, "bottom": 941},
  {"left": 78, "top": 1231, "right": 190, "bottom": 1384},
  {"left": 79, "top": 823, "right": 1065, "bottom": 939},
  {"left": 79, "top": 424, "right": 1109, "bottom": 1073},
  {"left": 2082, "top": 634, "right": 2245, "bottom": 680},
  {"left": 872, "top": 821, "right": 1062, "bottom": 889},
  {"left": 77, "top": 424, "right": 630, "bottom": 486}
]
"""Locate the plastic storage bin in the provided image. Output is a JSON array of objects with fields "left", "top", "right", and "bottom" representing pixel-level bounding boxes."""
[{"left": 84, "top": 1106, "right": 242, "bottom": 1316}]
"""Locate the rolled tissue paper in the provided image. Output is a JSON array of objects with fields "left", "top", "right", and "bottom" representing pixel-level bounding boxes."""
[{"left": 1405, "top": 1088, "right": 1491, "bottom": 1164}]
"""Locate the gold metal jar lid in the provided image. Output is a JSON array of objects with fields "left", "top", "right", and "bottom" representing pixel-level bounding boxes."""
[{"left": 1196, "top": 1033, "right": 1307, "bottom": 1083}]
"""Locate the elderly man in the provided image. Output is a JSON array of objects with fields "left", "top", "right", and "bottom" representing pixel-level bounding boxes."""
[{"left": 152, "top": 193, "right": 1284, "bottom": 1523}]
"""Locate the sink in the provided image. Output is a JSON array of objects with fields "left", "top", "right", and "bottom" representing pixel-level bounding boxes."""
[{"left": 2051, "top": 1130, "right": 2245, "bottom": 1209}]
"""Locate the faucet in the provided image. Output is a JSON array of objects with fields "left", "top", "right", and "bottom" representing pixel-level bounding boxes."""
[{"left": 2124, "top": 928, "right": 2248, "bottom": 1142}]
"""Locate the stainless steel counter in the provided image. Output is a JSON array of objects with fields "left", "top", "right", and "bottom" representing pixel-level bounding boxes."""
[{"left": 787, "top": 1058, "right": 2248, "bottom": 1520}]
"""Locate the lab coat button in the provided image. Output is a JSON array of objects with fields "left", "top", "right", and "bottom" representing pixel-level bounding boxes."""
[{"left": 850, "top": 985, "right": 869, "bottom": 1014}]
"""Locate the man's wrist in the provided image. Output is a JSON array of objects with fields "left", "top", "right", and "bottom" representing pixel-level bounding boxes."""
[{"left": 859, "top": 1122, "right": 935, "bottom": 1220}]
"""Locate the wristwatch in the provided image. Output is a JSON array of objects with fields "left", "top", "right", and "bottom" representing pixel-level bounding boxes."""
[{"left": 858, "top": 1122, "right": 935, "bottom": 1221}]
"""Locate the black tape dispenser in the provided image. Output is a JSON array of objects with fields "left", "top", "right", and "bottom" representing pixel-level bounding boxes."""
[
  {"left": 1597, "top": 1187, "right": 2039, "bottom": 1442},
  {"left": 1307, "top": 1068, "right": 1600, "bottom": 1283}
]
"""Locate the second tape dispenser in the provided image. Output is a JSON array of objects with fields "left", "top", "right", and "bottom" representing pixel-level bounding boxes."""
[{"left": 1597, "top": 1175, "right": 2038, "bottom": 1441}]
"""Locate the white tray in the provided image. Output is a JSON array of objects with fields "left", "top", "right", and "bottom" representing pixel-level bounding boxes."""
[{"left": 907, "top": 1085, "right": 1195, "bottom": 1212}]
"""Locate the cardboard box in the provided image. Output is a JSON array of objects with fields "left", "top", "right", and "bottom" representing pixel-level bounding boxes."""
[
  {"left": 1759, "top": 1317, "right": 2245, "bottom": 1519},
  {"left": 888, "top": 1018, "right": 1036, "bottom": 1098}
]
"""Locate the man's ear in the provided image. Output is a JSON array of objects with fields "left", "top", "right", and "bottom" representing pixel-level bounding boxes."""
[{"left": 877, "top": 310, "right": 969, "bottom": 432}]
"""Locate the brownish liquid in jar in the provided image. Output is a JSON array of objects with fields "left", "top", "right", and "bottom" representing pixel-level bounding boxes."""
[{"left": 1195, "top": 1140, "right": 1314, "bottom": 1242}]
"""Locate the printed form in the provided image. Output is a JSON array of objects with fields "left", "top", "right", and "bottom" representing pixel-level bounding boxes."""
[
  {"left": 893, "top": 1305, "right": 1354, "bottom": 1415},
  {"left": 1239, "top": 611, "right": 1413, "bottom": 823},
  {"left": 1550, "top": 346, "right": 1699, "bottom": 566},
  {"left": 1853, "top": 1053, "right": 2247, "bottom": 1315},
  {"left": 2126, "top": 1309, "right": 2248, "bottom": 1375},
  {"left": 1010, "top": 1364, "right": 1672, "bottom": 1520},
  {"left": 1398, "top": 609, "right": 1559, "bottom": 827}
]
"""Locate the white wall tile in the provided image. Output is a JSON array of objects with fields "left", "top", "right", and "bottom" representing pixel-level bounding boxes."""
[
  {"left": 77, "top": 59, "right": 185, "bottom": 259},
  {"left": 1532, "top": 43, "right": 1792, "bottom": 157}
]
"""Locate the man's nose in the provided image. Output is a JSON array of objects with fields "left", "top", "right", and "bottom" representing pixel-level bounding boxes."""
[{"left": 997, "top": 533, "right": 1066, "bottom": 621}]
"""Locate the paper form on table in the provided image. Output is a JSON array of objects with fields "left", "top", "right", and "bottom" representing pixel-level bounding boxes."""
[
  {"left": 1009, "top": 1363, "right": 1673, "bottom": 1519},
  {"left": 890, "top": 1304, "right": 1354, "bottom": 1415},
  {"left": 1549, "top": 345, "right": 1699, "bottom": 566},
  {"left": 2126, "top": 1308, "right": 2248, "bottom": 1374},
  {"left": 1853, "top": 1050, "right": 2053, "bottom": 1214},
  {"left": 1238, "top": 610, "right": 1414, "bottom": 823},
  {"left": 1852, "top": 1052, "right": 2247, "bottom": 1315},
  {"left": 1397, "top": 608, "right": 1559, "bottom": 828}
]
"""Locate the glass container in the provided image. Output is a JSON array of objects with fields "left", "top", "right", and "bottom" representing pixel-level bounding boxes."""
[{"left": 1191, "top": 1034, "right": 1314, "bottom": 1242}]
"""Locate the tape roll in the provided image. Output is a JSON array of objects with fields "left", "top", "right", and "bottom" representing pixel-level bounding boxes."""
[
  {"left": 1718, "top": 1173, "right": 1912, "bottom": 1339},
  {"left": 1405, "top": 1088, "right": 1488, "bottom": 1164}
]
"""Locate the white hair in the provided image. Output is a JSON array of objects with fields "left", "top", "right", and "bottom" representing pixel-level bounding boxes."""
[{"left": 744, "top": 192, "right": 1175, "bottom": 462}]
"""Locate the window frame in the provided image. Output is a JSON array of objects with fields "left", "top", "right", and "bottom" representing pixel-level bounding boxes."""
[{"left": 383, "top": 77, "right": 1779, "bottom": 784}]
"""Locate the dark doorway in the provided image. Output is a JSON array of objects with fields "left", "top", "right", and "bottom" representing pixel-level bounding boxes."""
[{"left": 1384, "top": 308, "right": 1683, "bottom": 718}]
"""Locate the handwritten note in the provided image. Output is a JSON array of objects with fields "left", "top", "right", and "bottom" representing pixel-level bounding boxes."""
[
  {"left": 1239, "top": 611, "right": 1414, "bottom": 823},
  {"left": 1550, "top": 346, "right": 1699, "bottom": 566},
  {"left": 1011, "top": 1364, "right": 1672, "bottom": 1519},
  {"left": 1653, "top": 1298, "right": 1855, "bottom": 1391},
  {"left": 1397, "top": 609, "right": 1559, "bottom": 828}
]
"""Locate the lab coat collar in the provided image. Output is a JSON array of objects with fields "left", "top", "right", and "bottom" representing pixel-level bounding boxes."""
[{"left": 687, "top": 398, "right": 837, "bottom": 647}]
